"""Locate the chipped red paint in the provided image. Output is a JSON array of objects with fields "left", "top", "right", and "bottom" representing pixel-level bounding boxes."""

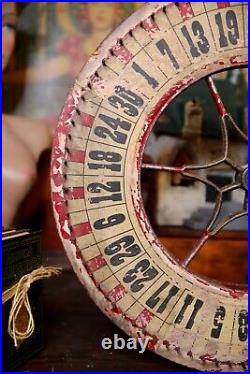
[
  {"left": 112, "top": 42, "right": 133, "bottom": 64},
  {"left": 131, "top": 79, "right": 195, "bottom": 254},
  {"left": 75, "top": 249, "right": 83, "bottom": 260},
  {"left": 200, "top": 353, "right": 216, "bottom": 362},
  {"left": 175, "top": 166, "right": 184, "bottom": 173},
  {"left": 108, "top": 284, "right": 126, "bottom": 303},
  {"left": 109, "top": 305, "right": 123, "bottom": 314},
  {"left": 80, "top": 112, "right": 95, "bottom": 128},
  {"left": 52, "top": 191, "right": 71, "bottom": 240},
  {"left": 64, "top": 187, "right": 84, "bottom": 199},
  {"left": 86, "top": 255, "right": 107, "bottom": 273},
  {"left": 61, "top": 91, "right": 77, "bottom": 124},
  {"left": 229, "top": 289, "right": 246, "bottom": 299},
  {"left": 178, "top": 2, "right": 194, "bottom": 21},
  {"left": 196, "top": 277, "right": 210, "bottom": 287},
  {"left": 230, "top": 56, "right": 248, "bottom": 66},
  {"left": 217, "top": 2, "right": 230, "bottom": 9},
  {"left": 147, "top": 338, "right": 157, "bottom": 351},
  {"left": 145, "top": 333, "right": 158, "bottom": 351},
  {"left": 66, "top": 149, "right": 85, "bottom": 163},
  {"left": 51, "top": 89, "right": 78, "bottom": 213},
  {"left": 143, "top": 17, "right": 159, "bottom": 33},
  {"left": 201, "top": 60, "right": 225, "bottom": 72},
  {"left": 124, "top": 314, "right": 135, "bottom": 325},
  {"left": 71, "top": 221, "right": 92, "bottom": 237},
  {"left": 89, "top": 73, "right": 102, "bottom": 84},
  {"left": 133, "top": 195, "right": 153, "bottom": 236},
  {"left": 51, "top": 137, "right": 64, "bottom": 167},
  {"left": 52, "top": 172, "right": 64, "bottom": 188},
  {"left": 131, "top": 78, "right": 194, "bottom": 248},
  {"left": 51, "top": 134, "right": 68, "bottom": 186},
  {"left": 200, "top": 354, "right": 247, "bottom": 369},
  {"left": 163, "top": 339, "right": 170, "bottom": 348},
  {"left": 140, "top": 78, "right": 194, "bottom": 151},
  {"left": 135, "top": 308, "right": 153, "bottom": 328},
  {"left": 206, "top": 77, "right": 227, "bottom": 117}
]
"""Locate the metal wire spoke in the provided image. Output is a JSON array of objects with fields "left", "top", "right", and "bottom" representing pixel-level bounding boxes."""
[
  {"left": 182, "top": 208, "right": 247, "bottom": 267},
  {"left": 210, "top": 209, "right": 247, "bottom": 236},
  {"left": 181, "top": 232, "right": 210, "bottom": 267},
  {"left": 181, "top": 171, "right": 220, "bottom": 191},
  {"left": 227, "top": 113, "right": 248, "bottom": 143},
  {"left": 182, "top": 183, "right": 246, "bottom": 267},
  {"left": 181, "top": 78, "right": 248, "bottom": 266},
  {"left": 141, "top": 166, "right": 226, "bottom": 193},
  {"left": 220, "top": 182, "right": 241, "bottom": 193},
  {"left": 205, "top": 76, "right": 227, "bottom": 117},
  {"left": 182, "top": 114, "right": 229, "bottom": 171},
  {"left": 142, "top": 74, "right": 247, "bottom": 268},
  {"left": 206, "top": 76, "right": 248, "bottom": 144},
  {"left": 225, "top": 157, "right": 243, "bottom": 172},
  {"left": 142, "top": 163, "right": 185, "bottom": 173},
  {"left": 197, "top": 182, "right": 240, "bottom": 232},
  {"left": 142, "top": 114, "right": 229, "bottom": 173},
  {"left": 142, "top": 78, "right": 247, "bottom": 174}
]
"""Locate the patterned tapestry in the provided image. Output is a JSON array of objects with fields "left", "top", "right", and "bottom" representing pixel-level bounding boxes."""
[{"left": 3, "top": 2, "right": 144, "bottom": 125}]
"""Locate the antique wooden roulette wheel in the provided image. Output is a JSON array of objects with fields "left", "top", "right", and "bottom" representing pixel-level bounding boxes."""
[{"left": 51, "top": 2, "right": 248, "bottom": 371}]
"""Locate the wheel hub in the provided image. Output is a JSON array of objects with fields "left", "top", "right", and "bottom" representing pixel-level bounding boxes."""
[{"left": 236, "top": 166, "right": 248, "bottom": 191}]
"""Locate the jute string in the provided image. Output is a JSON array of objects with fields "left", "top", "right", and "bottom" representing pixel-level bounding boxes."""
[{"left": 2, "top": 266, "right": 61, "bottom": 347}]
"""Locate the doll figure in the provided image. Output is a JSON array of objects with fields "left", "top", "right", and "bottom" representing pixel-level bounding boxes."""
[{"left": 2, "top": 2, "right": 51, "bottom": 227}]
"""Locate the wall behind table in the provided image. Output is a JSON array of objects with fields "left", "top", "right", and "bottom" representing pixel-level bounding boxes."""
[{"left": 3, "top": 2, "right": 144, "bottom": 119}]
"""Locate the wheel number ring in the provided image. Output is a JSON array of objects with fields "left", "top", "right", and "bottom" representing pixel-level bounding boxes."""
[{"left": 51, "top": 2, "right": 248, "bottom": 371}]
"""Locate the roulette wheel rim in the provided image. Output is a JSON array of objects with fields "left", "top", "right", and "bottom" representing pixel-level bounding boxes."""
[{"left": 51, "top": 2, "right": 248, "bottom": 371}]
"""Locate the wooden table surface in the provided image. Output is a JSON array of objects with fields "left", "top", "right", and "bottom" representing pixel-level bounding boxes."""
[{"left": 19, "top": 261, "right": 196, "bottom": 372}]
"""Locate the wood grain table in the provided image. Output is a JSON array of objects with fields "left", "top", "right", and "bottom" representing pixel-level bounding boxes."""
[{"left": 19, "top": 256, "right": 196, "bottom": 372}]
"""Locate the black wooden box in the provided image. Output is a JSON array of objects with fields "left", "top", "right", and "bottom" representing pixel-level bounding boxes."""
[{"left": 2, "top": 230, "right": 44, "bottom": 371}]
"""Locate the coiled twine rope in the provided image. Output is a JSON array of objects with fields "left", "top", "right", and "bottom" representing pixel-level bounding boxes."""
[{"left": 2, "top": 266, "right": 61, "bottom": 347}]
